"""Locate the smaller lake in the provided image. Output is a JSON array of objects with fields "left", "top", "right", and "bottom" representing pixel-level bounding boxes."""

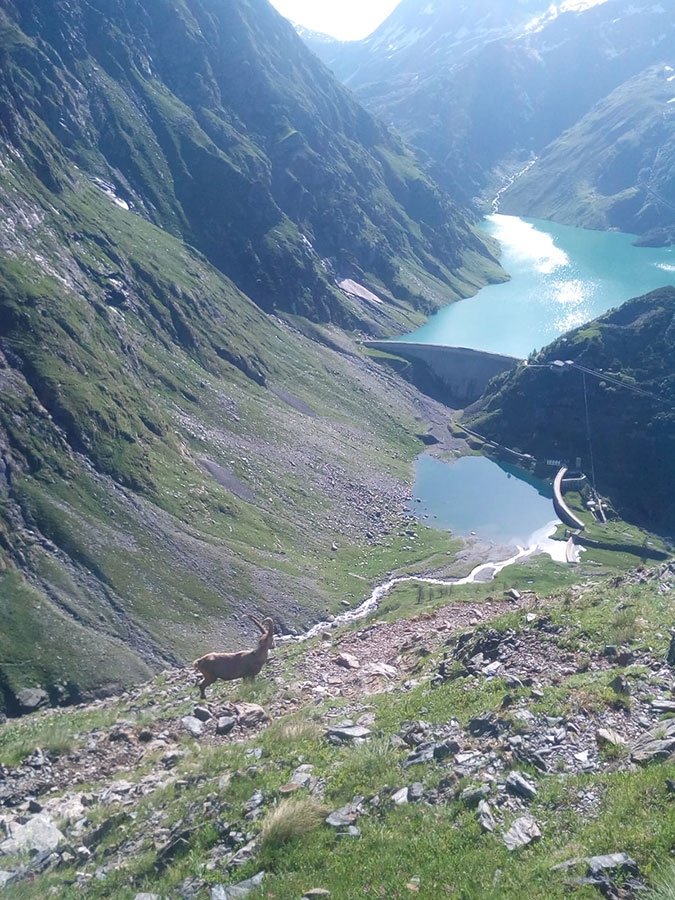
[{"left": 407, "top": 455, "right": 559, "bottom": 547}]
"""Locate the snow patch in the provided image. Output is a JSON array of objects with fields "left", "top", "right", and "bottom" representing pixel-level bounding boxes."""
[
  {"left": 339, "top": 279, "right": 384, "bottom": 305},
  {"left": 92, "top": 178, "right": 129, "bottom": 211},
  {"left": 524, "top": 0, "right": 610, "bottom": 34}
]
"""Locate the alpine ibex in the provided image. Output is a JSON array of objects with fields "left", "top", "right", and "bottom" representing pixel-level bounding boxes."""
[{"left": 193, "top": 615, "right": 274, "bottom": 699}]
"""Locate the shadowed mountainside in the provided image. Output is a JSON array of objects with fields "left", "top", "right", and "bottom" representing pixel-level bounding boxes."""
[
  {"left": 306, "top": 0, "right": 675, "bottom": 237},
  {"left": 464, "top": 287, "right": 675, "bottom": 531}
]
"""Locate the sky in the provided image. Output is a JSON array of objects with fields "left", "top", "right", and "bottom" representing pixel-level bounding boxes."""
[{"left": 268, "top": 0, "right": 401, "bottom": 41}]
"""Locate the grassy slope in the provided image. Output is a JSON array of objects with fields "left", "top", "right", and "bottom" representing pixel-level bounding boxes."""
[
  {"left": 1, "top": 553, "right": 675, "bottom": 898},
  {"left": 0, "top": 0, "right": 510, "bottom": 707},
  {"left": 0, "top": 146, "right": 461, "bottom": 708},
  {"left": 500, "top": 65, "right": 675, "bottom": 239}
]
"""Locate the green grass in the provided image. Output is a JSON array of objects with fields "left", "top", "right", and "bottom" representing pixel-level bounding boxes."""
[
  {"left": 4, "top": 573, "right": 675, "bottom": 900},
  {"left": 0, "top": 703, "right": 120, "bottom": 766}
]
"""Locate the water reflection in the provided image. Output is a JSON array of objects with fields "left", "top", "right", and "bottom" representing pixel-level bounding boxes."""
[{"left": 404, "top": 215, "right": 675, "bottom": 357}]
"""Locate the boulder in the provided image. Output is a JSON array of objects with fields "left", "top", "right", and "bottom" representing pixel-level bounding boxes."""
[
  {"left": 16, "top": 688, "right": 49, "bottom": 714},
  {"left": 180, "top": 716, "right": 204, "bottom": 738},
  {"left": 216, "top": 717, "right": 236, "bottom": 736},
  {"left": 505, "top": 771, "right": 537, "bottom": 801},
  {"left": 335, "top": 652, "right": 360, "bottom": 670},
  {"left": 211, "top": 871, "right": 265, "bottom": 899},
  {"left": 587, "top": 853, "right": 638, "bottom": 878},
  {"left": 631, "top": 720, "right": 675, "bottom": 764},
  {"left": 0, "top": 815, "right": 65, "bottom": 855},
  {"left": 235, "top": 703, "right": 269, "bottom": 729}
]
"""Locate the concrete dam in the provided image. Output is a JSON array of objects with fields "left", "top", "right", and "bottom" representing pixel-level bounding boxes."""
[{"left": 363, "top": 340, "right": 522, "bottom": 406}]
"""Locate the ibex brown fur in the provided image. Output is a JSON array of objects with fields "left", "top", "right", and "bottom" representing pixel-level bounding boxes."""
[{"left": 193, "top": 615, "right": 274, "bottom": 699}]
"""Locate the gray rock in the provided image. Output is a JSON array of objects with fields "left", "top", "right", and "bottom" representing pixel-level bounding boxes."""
[
  {"left": 409, "top": 782, "right": 424, "bottom": 802},
  {"left": 235, "top": 703, "right": 268, "bottom": 728},
  {"left": 477, "top": 800, "right": 497, "bottom": 833},
  {"left": 16, "top": 688, "right": 49, "bottom": 713},
  {"left": 596, "top": 728, "right": 626, "bottom": 748},
  {"left": 291, "top": 765, "right": 314, "bottom": 787},
  {"left": 0, "top": 871, "right": 13, "bottom": 889},
  {"left": 391, "top": 788, "right": 408, "bottom": 805},
  {"left": 211, "top": 871, "right": 265, "bottom": 899},
  {"left": 609, "top": 675, "right": 631, "bottom": 696},
  {"left": 651, "top": 699, "right": 675, "bottom": 713},
  {"left": 0, "top": 815, "right": 65, "bottom": 855},
  {"left": 177, "top": 875, "right": 206, "bottom": 899},
  {"left": 587, "top": 853, "right": 638, "bottom": 877},
  {"left": 193, "top": 706, "right": 212, "bottom": 722},
  {"left": 469, "top": 713, "right": 504, "bottom": 738},
  {"left": 335, "top": 652, "right": 360, "bottom": 669},
  {"left": 666, "top": 632, "right": 675, "bottom": 667},
  {"left": 326, "top": 808, "right": 357, "bottom": 828},
  {"left": 243, "top": 790, "right": 264, "bottom": 819},
  {"left": 336, "top": 825, "right": 361, "bottom": 839},
  {"left": 363, "top": 662, "right": 397, "bottom": 679},
  {"left": 302, "top": 890, "right": 331, "bottom": 899},
  {"left": 461, "top": 784, "right": 491, "bottom": 808},
  {"left": 503, "top": 815, "right": 541, "bottom": 850},
  {"left": 326, "top": 799, "right": 362, "bottom": 828},
  {"left": 216, "top": 717, "right": 236, "bottom": 736},
  {"left": 180, "top": 716, "right": 204, "bottom": 738},
  {"left": 24, "top": 748, "right": 49, "bottom": 769},
  {"left": 133, "top": 894, "right": 163, "bottom": 900},
  {"left": 631, "top": 720, "right": 675, "bottom": 763},
  {"left": 326, "top": 725, "right": 371, "bottom": 741},
  {"left": 505, "top": 771, "right": 537, "bottom": 801},
  {"left": 403, "top": 745, "right": 435, "bottom": 768}
]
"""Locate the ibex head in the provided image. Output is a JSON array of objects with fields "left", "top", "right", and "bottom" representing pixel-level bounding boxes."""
[{"left": 248, "top": 614, "right": 275, "bottom": 649}]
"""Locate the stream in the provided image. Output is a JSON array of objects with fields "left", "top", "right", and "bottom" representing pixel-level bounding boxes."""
[{"left": 280, "top": 525, "right": 562, "bottom": 643}]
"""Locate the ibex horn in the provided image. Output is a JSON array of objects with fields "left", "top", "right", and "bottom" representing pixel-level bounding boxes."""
[{"left": 248, "top": 613, "right": 266, "bottom": 633}]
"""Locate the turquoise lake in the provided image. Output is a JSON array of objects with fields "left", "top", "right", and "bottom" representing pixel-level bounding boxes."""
[
  {"left": 407, "top": 455, "right": 558, "bottom": 546},
  {"left": 405, "top": 214, "right": 675, "bottom": 357},
  {"left": 403, "top": 213, "right": 675, "bottom": 544}
]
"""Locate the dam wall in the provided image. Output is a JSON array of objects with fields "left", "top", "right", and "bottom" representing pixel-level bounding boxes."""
[{"left": 363, "top": 340, "right": 521, "bottom": 406}]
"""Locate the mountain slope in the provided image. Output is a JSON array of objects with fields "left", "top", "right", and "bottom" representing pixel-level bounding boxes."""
[
  {"left": 2, "top": 559, "right": 675, "bottom": 898},
  {"left": 308, "top": 0, "right": 675, "bottom": 226},
  {"left": 463, "top": 286, "right": 675, "bottom": 531},
  {"left": 0, "top": 0, "right": 501, "bottom": 328},
  {"left": 0, "top": 0, "right": 503, "bottom": 711},
  {"left": 0, "top": 146, "right": 464, "bottom": 712},
  {"left": 498, "top": 65, "right": 675, "bottom": 243}
]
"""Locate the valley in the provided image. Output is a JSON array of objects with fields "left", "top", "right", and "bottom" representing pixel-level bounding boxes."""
[{"left": 1, "top": 0, "right": 675, "bottom": 895}]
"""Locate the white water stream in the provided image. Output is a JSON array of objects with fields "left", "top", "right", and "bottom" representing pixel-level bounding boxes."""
[{"left": 281, "top": 521, "right": 564, "bottom": 643}]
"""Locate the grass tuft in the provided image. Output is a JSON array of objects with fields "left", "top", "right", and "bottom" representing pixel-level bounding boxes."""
[
  {"left": 644, "top": 863, "right": 675, "bottom": 900},
  {"left": 260, "top": 797, "right": 329, "bottom": 852}
]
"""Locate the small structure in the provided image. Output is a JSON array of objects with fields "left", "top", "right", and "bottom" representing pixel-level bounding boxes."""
[{"left": 553, "top": 466, "right": 585, "bottom": 531}]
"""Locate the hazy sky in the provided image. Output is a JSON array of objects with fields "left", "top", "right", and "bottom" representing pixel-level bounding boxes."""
[{"left": 269, "top": 0, "right": 401, "bottom": 40}]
